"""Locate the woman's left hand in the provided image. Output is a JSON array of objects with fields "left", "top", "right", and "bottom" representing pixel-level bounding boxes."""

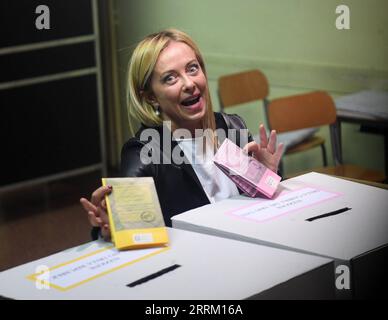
[{"left": 243, "top": 124, "right": 284, "bottom": 173}]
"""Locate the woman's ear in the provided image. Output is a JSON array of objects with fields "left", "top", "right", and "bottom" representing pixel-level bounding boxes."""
[
  {"left": 141, "top": 90, "right": 159, "bottom": 108},
  {"left": 140, "top": 90, "right": 160, "bottom": 116}
]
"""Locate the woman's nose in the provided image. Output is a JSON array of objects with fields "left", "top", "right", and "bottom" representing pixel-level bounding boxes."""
[{"left": 182, "top": 76, "right": 195, "bottom": 92}]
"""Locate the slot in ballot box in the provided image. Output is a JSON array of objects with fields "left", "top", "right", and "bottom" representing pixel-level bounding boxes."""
[
  {"left": 172, "top": 173, "right": 388, "bottom": 299},
  {"left": 0, "top": 228, "right": 334, "bottom": 300}
]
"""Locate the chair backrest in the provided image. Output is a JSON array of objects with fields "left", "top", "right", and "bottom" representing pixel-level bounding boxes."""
[
  {"left": 218, "top": 70, "right": 269, "bottom": 109},
  {"left": 267, "top": 91, "right": 337, "bottom": 133}
]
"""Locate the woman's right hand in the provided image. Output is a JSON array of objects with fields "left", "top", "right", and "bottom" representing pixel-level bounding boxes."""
[{"left": 80, "top": 185, "right": 112, "bottom": 241}]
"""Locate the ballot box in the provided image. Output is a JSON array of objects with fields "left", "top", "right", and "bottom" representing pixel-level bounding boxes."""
[
  {"left": 0, "top": 228, "right": 334, "bottom": 300},
  {"left": 172, "top": 173, "right": 388, "bottom": 299}
]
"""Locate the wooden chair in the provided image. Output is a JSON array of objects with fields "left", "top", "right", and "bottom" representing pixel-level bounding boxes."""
[
  {"left": 218, "top": 69, "right": 270, "bottom": 110},
  {"left": 218, "top": 70, "right": 328, "bottom": 176},
  {"left": 267, "top": 91, "right": 386, "bottom": 182}
]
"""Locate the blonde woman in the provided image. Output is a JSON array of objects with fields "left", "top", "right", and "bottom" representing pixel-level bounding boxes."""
[{"left": 80, "top": 29, "right": 283, "bottom": 240}]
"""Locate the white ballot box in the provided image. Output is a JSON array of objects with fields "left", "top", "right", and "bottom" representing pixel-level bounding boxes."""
[
  {"left": 0, "top": 228, "right": 334, "bottom": 300},
  {"left": 172, "top": 173, "right": 388, "bottom": 299}
]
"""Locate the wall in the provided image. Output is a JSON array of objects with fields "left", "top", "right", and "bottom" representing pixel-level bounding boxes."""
[{"left": 113, "top": 0, "right": 388, "bottom": 174}]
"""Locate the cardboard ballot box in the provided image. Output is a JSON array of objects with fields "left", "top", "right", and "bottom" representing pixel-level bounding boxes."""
[
  {"left": 0, "top": 228, "right": 334, "bottom": 300},
  {"left": 172, "top": 173, "right": 388, "bottom": 299}
]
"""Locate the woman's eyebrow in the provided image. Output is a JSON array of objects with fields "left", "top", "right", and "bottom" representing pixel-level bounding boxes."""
[
  {"left": 186, "top": 59, "right": 199, "bottom": 66},
  {"left": 159, "top": 70, "right": 174, "bottom": 80}
]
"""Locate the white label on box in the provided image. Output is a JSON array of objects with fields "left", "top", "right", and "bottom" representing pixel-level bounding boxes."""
[
  {"left": 28, "top": 245, "right": 168, "bottom": 291},
  {"left": 227, "top": 187, "right": 341, "bottom": 223}
]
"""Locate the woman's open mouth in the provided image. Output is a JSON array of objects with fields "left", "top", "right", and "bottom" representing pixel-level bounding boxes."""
[{"left": 181, "top": 95, "right": 201, "bottom": 107}]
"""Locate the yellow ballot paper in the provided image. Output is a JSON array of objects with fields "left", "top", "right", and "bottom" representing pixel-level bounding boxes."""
[{"left": 102, "top": 177, "right": 169, "bottom": 250}]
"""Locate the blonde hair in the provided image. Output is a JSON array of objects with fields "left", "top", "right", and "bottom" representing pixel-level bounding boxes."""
[{"left": 126, "top": 29, "right": 216, "bottom": 135}]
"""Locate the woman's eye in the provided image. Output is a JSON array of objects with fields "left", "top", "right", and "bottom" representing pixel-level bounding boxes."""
[
  {"left": 163, "top": 74, "right": 176, "bottom": 84},
  {"left": 188, "top": 64, "right": 199, "bottom": 74}
]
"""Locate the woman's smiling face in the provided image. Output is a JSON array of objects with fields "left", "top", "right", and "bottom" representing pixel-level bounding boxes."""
[{"left": 148, "top": 41, "right": 208, "bottom": 133}]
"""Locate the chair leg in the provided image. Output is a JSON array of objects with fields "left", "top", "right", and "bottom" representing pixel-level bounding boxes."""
[{"left": 321, "top": 143, "right": 328, "bottom": 167}]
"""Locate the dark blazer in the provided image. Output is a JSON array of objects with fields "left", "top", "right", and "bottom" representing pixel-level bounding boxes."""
[
  {"left": 91, "top": 112, "right": 253, "bottom": 240},
  {"left": 120, "top": 112, "right": 253, "bottom": 226}
]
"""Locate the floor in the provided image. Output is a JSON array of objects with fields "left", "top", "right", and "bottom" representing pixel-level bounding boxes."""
[{"left": 0, "top": 172, "right": 101, "bottom": 271}]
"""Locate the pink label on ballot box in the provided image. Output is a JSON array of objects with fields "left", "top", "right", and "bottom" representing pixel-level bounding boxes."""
[{"left": 213, "top": 138, "right": 281, "bottom": 198}]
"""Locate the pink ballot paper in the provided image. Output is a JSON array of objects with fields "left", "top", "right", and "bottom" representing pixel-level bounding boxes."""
[{"left": 213, "top": 138, "right": 281, "bottom": 198}]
